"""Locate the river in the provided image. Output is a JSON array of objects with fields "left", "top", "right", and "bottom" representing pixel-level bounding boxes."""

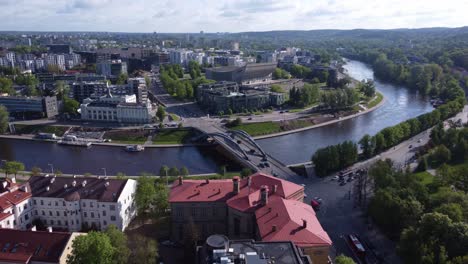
[
  {"left": 0, "top": 60, "right": 433, "bottom": 174},
  {"left": 257, "top": 59, "right": 434, "bottom": 164}
]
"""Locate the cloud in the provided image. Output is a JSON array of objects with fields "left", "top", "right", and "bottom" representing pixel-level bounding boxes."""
[{"left": 0, "top": 0, "right": 466, "bottom": 32}]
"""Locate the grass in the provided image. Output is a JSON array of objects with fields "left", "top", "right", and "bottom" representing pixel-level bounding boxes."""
[
  {"left": 366, "top": 92, "right": 384, "bottom": 109},
  {"left": 169, "top": 113, "right": 180, "bottom": 121},
  {"left": 152, "top": 129, "right": 197, "bottom": 145},
  {"left": 14, "top": 124, "right": 69, "bottom": 136},
  {"left": 414, "top": 171, "right": 434, "bottom": 185},
  {"left": 229, "top": 121, "right": 282, "bottom": 136},
  {"left": 105, "top": 130, "right": 148, "bottom": 144}
]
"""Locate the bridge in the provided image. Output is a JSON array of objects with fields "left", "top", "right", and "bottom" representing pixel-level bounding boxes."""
[{"left": 194, "top": 128, "right": 298, "bottom": 179}]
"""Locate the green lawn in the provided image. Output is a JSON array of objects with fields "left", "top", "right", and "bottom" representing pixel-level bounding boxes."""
[
  {"left": 414, "top": 171, "right": 434, "bottom": 185},
  {"left": 169, "top": 113, "right": 180, "bottom": 121},
  {"left": 229, "top": 121, "right": 282, "bottom": 136},
  {"left": 152, "top": 129, "right": 196, "bottom": 144},
  {"left": 366, "top": 92, "right": 384, "bottom": 109},
  {"left": 105, "top": 130, "right": 148, "bottom": 144},
  {"left": 14, "top": 124, "right": 69, "bottom": 136}
]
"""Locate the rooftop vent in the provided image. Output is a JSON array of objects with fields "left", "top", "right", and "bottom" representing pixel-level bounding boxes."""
[
  {"left": 50, "top": 178, "right": 55, "bottom": 184},
  {"left": 105, "top": 182, "right": 110, "bottom": 188},
  {"left": 82, "top": 180, "right": 87, "bottom": 187},
  {"left": 46, "top": 186, "right": 50, "bottom": 191},
  {"left": 72, "top": 180, "right": 77, "bottom": 187},
  {"left": 64, "top": 184, "right": 68, "bottom": 189}
]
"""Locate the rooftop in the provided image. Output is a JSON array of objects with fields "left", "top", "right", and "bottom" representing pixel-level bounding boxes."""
[
  {"left": 28, "top": 176, "right": 128, "bottom": 202},
  {"left": 0, "top": 189, "right": 31, "bottom": 211},
  {"left": 0, "top": 229, "right": 73, "bottom": 263},
  {"left": 255, "top": 196, "right": 332, "bottom": 248}
]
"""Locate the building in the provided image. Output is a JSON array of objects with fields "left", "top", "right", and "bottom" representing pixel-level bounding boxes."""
[
  {"left": 80, "top": 92, "right": 156, "bottom": 124},
  {"left": 96, "top": 60, "right": 127, "bottom": 77},
  {"left": 71, "top": 82, "right": 108, "bottom": 103},
  {"left": 198, "top": 234, "right": 312, "bottom": 264},
  {"left": 0, "top": 229, "right": 82, "bottom": 264},
  {"left": 0, "top": 176, "right": 137, "bottom": 232},
  {"left": 0, "top": 95, "right": 58, "bottom": 119},
  {"left": 128, "top": 77, "right": 149, "bottom": 104},
  {"left": 47, "top": 44, "right": 72, "bottom": 54},
  {"left": 169, "top": 173, "right": 332, "bottom": 264},
  {"left": 205, "top": 63, "right": 276, "bottom": 85},
  {"left": 197, "top": 81, "right": 285, "bottom": 113}
]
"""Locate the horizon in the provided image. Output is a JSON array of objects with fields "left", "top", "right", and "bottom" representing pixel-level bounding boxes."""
[{"left": 1, "top": 0, "right": 468, "bottom": 33}]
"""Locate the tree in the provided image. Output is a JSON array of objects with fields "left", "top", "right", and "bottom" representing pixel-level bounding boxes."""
[
  {"left": 359, "top": 134, "right": 375, "bottom": 159},
  {"left": 2, "top": 161, "right": 25, "bottom": 180},
  {"left": 55, "top": 81, "right": 69, "bottom": 100},
  {"left": 0, "top": 77, "right": 14, "bottom": 95},
  {"left": 104, "top": 225, "right": 130, "bottom": 264},
  {"left": 116, "top": 73, "right": 128, "bottom": 85},
  {"left": 63, "top": 98, "right": 80, "bottom": 115},
  {"left": 434, "top": 203, "right": 463, "bottom": 222},
  {"left": 180, "top": 166, "right": 189, "bottom": 176},
  {"left": 270, "top": 84, "right": 285, "bottom": 93},
  {"left": 156, "top": 106, "right": 166, "bottom": 122},
  {"left": 153, "top": 183, "right": 169, "bottom": 216},
  {"left": 240, "top": 168, "right": 252, "bottom": 178},
  {"left": 31, "top": 166, "right": 42, "bottom": 176},
  {"left": 429, "top": 145, "right": 451, "bottom": 166},
  {"left": 135, "top": 176, "right": 156, "bottom": 214},
  {"left": 159, "top": 165, "right": 169, "bottom": 177},
  {"left": 130, "top": 235, "right": 158, "bottom": 264},
  {"left": 169, "top": 167, "right": 179, "bottom": 176},
  {"left": 67, "top": 232, "right": 114, "bottom": 264},
  {"left": 335, "top": 255, "right": 356, "bottom": 264},
  {"left": 0, "top": 105, "right": 9, "bottom": 133}
]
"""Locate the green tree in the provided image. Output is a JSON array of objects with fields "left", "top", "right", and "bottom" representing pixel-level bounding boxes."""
[
  {"left": 240, "top": 168, "right": 252, "bottom": 178},
  {"left": 429, "top": 145, "right": 451, "bottom": 167},
  {"left": 63, "top": 98, "right": 80, "bottom": 115},
  {"left": 67, "top": 232, "right": 114, "bottom": 264},
  {"left": 434, "top": 203, "right": 463, "bottom": 222},
  {"left": 130, "top": 235, "right": 158, "bottom": 264},
  {"left": 359, "top": 134, "right": 375, "bottom": 159},
  {"left": 335, "top": 255, "right": 356, "bottom": 264},
  {"left": 0, "top": 105, "right": 9, "bottom": 133},
  {"left": 135, "top": 176, "right": 156, "bottom": 214},
  {"left": 55, "top": 80, "right": 69, "bottom": 100},
  {"left": 153, "top": 183, "right": 169, "bottom": 216},
  {"left": 180, "top": 166, "right": 189, "bottom": 176},
  {"left": 116, "top": 73, "right": 128, "bottom": 85},
  {"left": 0, "top": 77, "right": 14, "bottom": 95},
  {"left": 2, "top": 161, "right": 25, "bottom": 180},
  {"left": 104, "top": 225, "right": 130, "bottom": 264},
  {"left": 169, "top": 167, "right": 179, "bottom": 176},
  {"left": 156, "top": 106, "right": 166, "bottom": 122},
  {"left": 159, "top": 165, "right": 169, "bottom": 177},
  {"left": 31, "top": 166, "right": 42, "bottom": 176}
]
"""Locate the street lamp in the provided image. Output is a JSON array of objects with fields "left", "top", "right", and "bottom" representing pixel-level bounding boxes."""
[
  {"left": 101, "top": 168, "right": 107, "bottom": 178},
  {"left": 48, "top": 163, "right": 54, "bottom": 175}
]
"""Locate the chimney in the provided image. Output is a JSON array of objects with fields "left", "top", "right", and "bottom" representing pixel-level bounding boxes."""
[
  {"left": 105, "top": 182, "right": 110, "bottom": 188},
  {"left": 178, "top": 176, "right": 183, "bottom": 186},
  {"left": 272, "top": 225, "right": 277, "bottom": 232},
  {"left": 2, "top": 181, "right": 7, "bottom": 189},
  {"left": 260, "top": 185, "right": 269, "bottom": 205},
  {"left": 233, "top": 176, "right": 240, "bottom": 194},
  {"left": 64, "top": 184, "right": 68, "bottom": 189},
  {"left": 31, "top": 226, "right": 37, "bottom": 232},
  {"left": 72, "top": 180, "right": 77, "bottom": 187},
  {"left": 205, "top": 179, "right": 210, "bottom": 184},
  {"left": 11, "top": 178, "right": 16, "bottom": 184},
  {"left": 302, "top": 219, "right": 307, "bottom": 229},
  {"left": 47, "top": 226, "right": 53, "bottom": 233},
  {"left": 247, "top": 177, "right": 252, "bottom": 187},
  {"left": 82, "top": 180, "right": 87, "bottom": 187},
  {"left": 273, "top": 185, "right": 278, "bottom": 193}
]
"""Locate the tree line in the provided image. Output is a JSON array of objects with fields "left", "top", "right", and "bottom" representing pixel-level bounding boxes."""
[{"left": 312, "top": 95, "right": 465, "bottom": 176}]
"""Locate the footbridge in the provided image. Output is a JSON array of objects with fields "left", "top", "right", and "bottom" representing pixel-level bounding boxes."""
[{"left": 194, "top": 129, "right": 297, "bottom": 179}]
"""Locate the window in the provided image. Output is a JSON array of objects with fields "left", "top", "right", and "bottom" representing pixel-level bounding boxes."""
[
  {"left": 110, "top": 216, "right": 116, "bottom": 221},
  {"left": 25, "top": 214, "right": 29, "bottom": 221},
  {"left": 102, "top": 211, "right": 106, "bottom": 216},
  {"left": 40, "top": 200, "right": 44, "bottom": 205},
  {"left": 56, "top": 211, "right": 60, "bottom": 216},
  {"left": 33, "top": 200, "right": 37, "bottom": 205},
  {"left": 91, "top": 212, "right": 94, "bottom": 218},
  {"left": 63, "top": 201, "right": 65, "bottom": 206},
  {"left": 34, "top": 210, "right": 38, "bottom": 216},
  {"left": 51, "top": 220, "right": 54, "bottom": 225},
  {"left": 90, "top": 202, "right": 94, "bottom": 208},
  {"left": 103, "top": 220, "right": 107, "bottom": 225},
  {"left": 84, "top": 212, "right": 87, "bottom": 217},
  {"left": 55, "top": 201, "right": 58, "bottom": 206},
  {"left": 65, "top": 221, "right": 68, "bottom": 225},
  {"left": 58, "top": 220, "right": 61, "bottom": 225},
  {"left": 82, "top": 202, "right": 86, "bottom": 207},
  {"left": 109, "top": 205, "right": 115, "bottom": 211},
  {"left": 24, "top": 204, "right": 27, "bottom": 210},
  {"left": 49, "top": 211, "right": 52, "bottom": 216},
  {"left": 42, "top": 211, "right": 45, "bottom": 216}
]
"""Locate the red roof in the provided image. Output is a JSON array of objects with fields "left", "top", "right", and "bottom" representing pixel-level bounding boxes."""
[
  {"left": 227, "top": 173, "right": 304, "bottom": 212},
  {"left": 169, "top": 173, "right": 304, "bottom": 210},
  {"left": 0, "top": 190, "right": 31, "bottom": 211},
  {"left": 0, "top": 229, "right": 72, "bottom": 263},
  {"left": 255, "top": 196, "right": 332, "bottom": 248},
  {"left": 169, "top": 179, "right": 234, "bottom": 203}
]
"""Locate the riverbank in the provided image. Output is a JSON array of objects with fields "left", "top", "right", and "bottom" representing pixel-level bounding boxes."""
[{"left": 252, "top": 91, "right": 386, "bottom": 140}]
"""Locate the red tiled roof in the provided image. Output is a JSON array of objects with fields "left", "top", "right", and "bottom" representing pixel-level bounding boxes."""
[
  {"left": 169, "top": 173, "right": 304, "bottom": 210},
  {"left": 227, "top": 173, "right": 304, "bottom": 212},
  {"left": 0, "top": 229, "right": 72, "bottom": 263},
  {"left": 169, "top": 179, "right": 234, "bottom": 203},
  {"left": 255, "top": 196, "right": 332, "bottom": 248},
  {"left": 0, "top": 190, "right": 31, "bottom": 212}
]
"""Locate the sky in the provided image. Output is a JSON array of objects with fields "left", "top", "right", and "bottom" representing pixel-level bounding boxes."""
[{"left": 1, "top": 0, "right": 467, "bottom": 33}]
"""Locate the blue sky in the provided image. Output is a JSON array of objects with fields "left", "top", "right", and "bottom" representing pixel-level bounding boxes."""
[{"left": 1, "top": 0, "right": 467, "bottom": 32}]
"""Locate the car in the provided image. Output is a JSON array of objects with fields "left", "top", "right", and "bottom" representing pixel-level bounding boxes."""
[
  {"left": 331, "top": 176, "right": 339, "bottom": 181},
  {"left": 347, "top": 177, "right": 353, "bottom": 182},
  {"left": 264, "top": 162, "right": 270, "bottom": 167},
  {"left": 273, "top": 172, "right": 278, "bottom": 177},
  {"left": 248, "top": 117, "right": 252, "bottom": 120},
  {"left": 259, "top": 163, "right": 265, "bottom": 168},
  {"left": 313, "top": 197, "right": 323, "bottom": 204},
  {"left": 417, "top": 139, "right": 422, "bottom": 143},
  {"left": 339, "top": 181, "right": 347, "bottom": 186},
  {"left": 279, "top": 111, "right": 284, "bottom": 113},
  {"left": 409, "top": 145, "right": 413, "bottom": 149},
  {"left": 237, "top": 140, "right": 242, "bottom": 144}
]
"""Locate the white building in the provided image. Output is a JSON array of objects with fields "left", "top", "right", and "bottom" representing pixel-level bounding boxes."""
[
  {"left": 80, "top": 92, "right": 156, "bottom": 124},
  {"left": 0, "top": 176, "right": 138, "bottom": 232},
  {"left": 45, "top": 54, "right": 66, "bottom": 71}
]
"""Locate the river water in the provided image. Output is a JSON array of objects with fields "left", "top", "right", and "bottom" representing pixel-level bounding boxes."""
[
  {"left": 0, "top": 60, "right": 433, "bottom": 174},
  {"left": 256, "top": 60, "right": 434, "bottom": 164}
]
